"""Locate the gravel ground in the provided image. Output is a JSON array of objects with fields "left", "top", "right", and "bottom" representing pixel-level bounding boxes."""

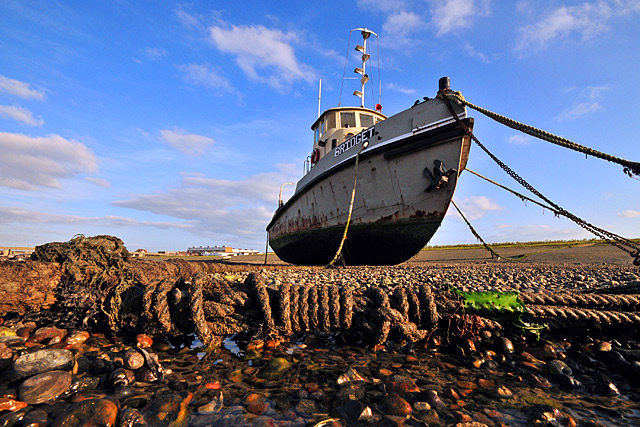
[{"left": 0, "top": 243, "right": 638, "bottom": 426}]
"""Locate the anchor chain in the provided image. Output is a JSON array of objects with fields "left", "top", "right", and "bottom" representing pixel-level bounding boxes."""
[
  {"left": 440, "top": 91, "right": 640, "bottom": 266},
  {"left": 451, "top": 200, "right": 523, "bottom": 261}
]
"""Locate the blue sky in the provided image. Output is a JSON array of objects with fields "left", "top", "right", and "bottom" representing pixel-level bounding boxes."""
[{"left": 1, "top": 0, "right": 639, "bottom": 252}]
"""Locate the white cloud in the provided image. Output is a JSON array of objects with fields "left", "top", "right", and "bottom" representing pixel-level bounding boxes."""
[
  {"left": 516, "top": 0, "right": 534, "bottom": 16},
  {"left": 613, "top": 0, "right": 640, "bottom": 14},
  {"left": 0, "top": 206, "right": 189, "bottom": 231},
  {"left": 208, "top": 23, "right": 316, "bottom": 90},
  {"left": 452, "top": 195, "right": 503, "bottom": 221},
  {"left": 0, "top": 132, "right": 98, "bottom": 190},
  {"left": 0, "top": 105, "right": 44, "bottom": 126},
  {"left": 386, "top": 82, "right": 416, "bottom": 95},
  {"left": 85, "top": 177, "right": 111, "bottom": 188},
  {"left": 175, "top": 7, "right": 205, "bottom": 31},
  {"left": 382, "top": 11, "right": 424, "bottom": 45},
  {"left": 429, "top": 0, "right": 490, "bottom": 36},
  {"left": 177, "top": 63, "right": 234, "bottom": 93},
  {"left": 463, "top": 41, "right": 489, "bottom": 62},
  {"left": 555, "top": 85, "right": 608, "bottom": 121},
  {"left": 0, "top": 76, "right": 45, "bottom": 100},
  {"left": 508, "top": 134, "right": 533, "bottom": 145},
  {"left": 556, "top": 102, "right": 602, "bottom": 121},
  {"left": 113, "top": 164, "right": 297, "bottom": 246},
  {"left": 159, "top": 128, "right": 215, "bottom": 156},
  {"left": 516, "top": 1, "right": 615, "bottom": 51},
  {"left": 145, "top": 47, "right": 166, "bottom": 61},
  {"left": 619, "top": 210, "right": 640, "bottom": 218}
]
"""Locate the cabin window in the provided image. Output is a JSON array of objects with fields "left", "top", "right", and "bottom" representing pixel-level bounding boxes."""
[
  {"left": 360, "top": 113, "right": 374, "bottom": 128},
  {"left": 340, "top": 112, "right": 356, "bottom": 128},
  {"left": 325, "top": 112, "right": 336, "bottom": 130},
  {"left": 314, "top": 126, "right": 320, "bottom": 143},
  {"left": 331, "top": 139, "right": 337, "bottom": 148}
]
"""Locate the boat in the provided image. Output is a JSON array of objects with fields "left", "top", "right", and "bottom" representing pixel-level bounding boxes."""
[{"left": 266, "top": 28, "right": 473, "bottom": 265}]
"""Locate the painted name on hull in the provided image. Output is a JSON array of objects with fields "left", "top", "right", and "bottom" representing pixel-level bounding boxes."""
[{"left": 334, "top": 127, "right": 375, "bottom": 157}]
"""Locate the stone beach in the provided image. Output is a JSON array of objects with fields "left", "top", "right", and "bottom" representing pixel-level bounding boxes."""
[{"left": 0, "top": 243, "right": 639, "bottom": 426}]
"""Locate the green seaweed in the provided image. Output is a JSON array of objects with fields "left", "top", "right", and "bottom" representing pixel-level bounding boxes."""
[{"left": 452, "top": 289, "right": 545, "bottom": 338}]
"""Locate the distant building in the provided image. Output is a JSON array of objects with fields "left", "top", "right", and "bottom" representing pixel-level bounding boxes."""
[
  {"left": 0, "top": 247, "right": 34, "bottom": 259},
  {"left": 131, "top": 249, "right": 147, "bottom": 258},
  {"left": 187, "top": 245, "right": 261, "bottom": 256}
]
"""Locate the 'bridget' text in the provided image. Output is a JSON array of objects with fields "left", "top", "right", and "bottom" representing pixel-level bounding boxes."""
[{"left": 334, "top": 127, "right": 375, "bottom": 157}]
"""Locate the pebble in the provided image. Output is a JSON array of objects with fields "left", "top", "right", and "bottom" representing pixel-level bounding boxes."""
[
  {"left": 136, "top": 334, "right": 153, "bottom": 348},
  {"left": 52, "top": 398, "right": 118, "bottom": 427},
  {"left": 21, "top": 408, "right": 48, "bottom": 427},
  {"left": 142, "top": 391, "right": 192, "bottom": 426},
  {"left": 261, "top": 357, "right": 291, "bottom": 380},
  {"left": 27, "top": 327, "right": 66, "bottom": 345},
  {"left": 546, "top": 359, "right": 572, "bottom": 376},
  {"left": 381, "top": 392, "right": 412, "bottom": 417},
  {"left": 123, "top": 348, "right": 145, "bottom": 370},
  {"left": 0, "top": 397, "right": 27, "bottom": 412},
  {"left": 2, "top": 348, "right": 74, "bottom": 382},
  {"left": 496, "top": 337, "right": 514, "bottom": 354},
  {"left": 595, "top": 341, "right": 612, "bottom": 352},
  {"left": 493, "top": 385, "right": 513, "bottom": 399},
  {"left": 413, "top": 401, "right": 431, "bottom": 411},
  {"left": 197, "top": 391, "right": 223, "bottom": 414},
  {"left": 65, "top": 330, "right": 90, "bottom": 346},
  {"left": 19, "top": 370, "right": 72, "bottom": 404}
]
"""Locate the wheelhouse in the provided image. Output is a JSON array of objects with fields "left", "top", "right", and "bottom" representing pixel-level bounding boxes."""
[{"left": 310, "top": 107, "right": 386, "bottom": 164}]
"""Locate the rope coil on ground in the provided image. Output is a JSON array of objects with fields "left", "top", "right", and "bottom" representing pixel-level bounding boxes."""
[
  {"left": 189, "top": 275, "right": 211, "bottom": 346},
  {"left": 134, "top": 272, "right": 640, "bottom": 348},
  {"left": 154, "top": 278, "right": 174, "bottom": 334},
  {"left": 527, "top": 305, "right": 640, "bottom": 325},
  {"left": 519, "top": 291, "right": 640, "bottom": 311}
]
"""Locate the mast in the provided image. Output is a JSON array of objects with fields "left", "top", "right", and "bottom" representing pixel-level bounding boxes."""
[
  {"left": 352, "top": 28, "right": 376, "bottom": 108},
  {"left": 318, "top": 79, "right": 322, "bottom": 117}
]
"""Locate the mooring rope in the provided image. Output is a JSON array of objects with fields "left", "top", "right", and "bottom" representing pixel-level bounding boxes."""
[
  {"left": 465, "top": 168, "right": 558, "bottom": 214},
  {"left": 443, "top": 91, "right": 640, "bottom": 177},
  {"left": 327, "top": 141, "right": 369, "bottom": 266}
]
